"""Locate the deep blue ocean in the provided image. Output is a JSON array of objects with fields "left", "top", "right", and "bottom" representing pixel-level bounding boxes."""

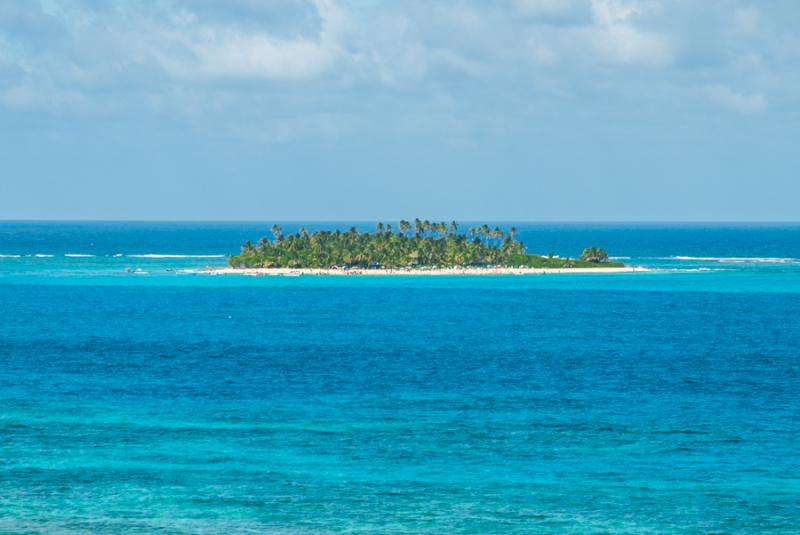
[{"left": 1, "top": 222, "right": 799, "bottom": 533}]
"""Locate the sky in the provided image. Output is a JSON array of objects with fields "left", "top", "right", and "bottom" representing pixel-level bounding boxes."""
[{"left": 0, "top": 0, "right": 798, "bottom": 221}]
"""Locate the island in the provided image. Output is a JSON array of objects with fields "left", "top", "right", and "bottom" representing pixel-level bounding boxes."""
[{"left": 214, "top": 220, "right": 643, "bottom": 276}]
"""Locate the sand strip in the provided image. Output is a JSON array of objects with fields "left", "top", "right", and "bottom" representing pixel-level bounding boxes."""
[{"left": 202, "top": 266, "right": 649, "bottom": 276}]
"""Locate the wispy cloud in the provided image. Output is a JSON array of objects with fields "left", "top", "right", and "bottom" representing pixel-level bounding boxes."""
[{"left": 706, "top": 84, "right": 767, "bottom": 113}]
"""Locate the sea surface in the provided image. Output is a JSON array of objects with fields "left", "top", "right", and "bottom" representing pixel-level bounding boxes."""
[{"left": 1, "top": 222, "right": 799, "bottom": 533}]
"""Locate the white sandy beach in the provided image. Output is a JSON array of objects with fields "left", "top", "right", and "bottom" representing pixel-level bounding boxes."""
[{"left": 203, "top": 266, "right": 649, "bottom": 277}]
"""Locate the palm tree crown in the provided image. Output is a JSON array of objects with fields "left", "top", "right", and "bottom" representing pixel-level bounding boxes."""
[{"left": 230, "top": 220, "right": 617, "bottom": 270}]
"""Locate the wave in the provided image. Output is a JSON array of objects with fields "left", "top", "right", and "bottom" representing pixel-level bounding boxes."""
[
  {"left": 0, "top": 254, "right": 21, "bottom": 258},
  {"left": 666, "top": 256, "right": 800, "bottom": 264},
  {"left": 64, "top": 254, "right": 96, "bottom": 258},
  {"left": 126, "top": 254, "right": 226, "bottom": 259},
  {"left": 33, "top": 254, "right": 54, "bottom": 258},
  {"left": 669, "top": 267, "right": 728, "bottom": 272}
]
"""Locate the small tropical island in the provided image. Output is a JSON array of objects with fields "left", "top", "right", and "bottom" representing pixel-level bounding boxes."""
[{"left": 216, "top": 220, "right": 640, "bottom": 276}]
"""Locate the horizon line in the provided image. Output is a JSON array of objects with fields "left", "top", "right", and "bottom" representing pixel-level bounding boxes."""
[{"left": 1, "top": 219, "right": 799, "bottom": 225}]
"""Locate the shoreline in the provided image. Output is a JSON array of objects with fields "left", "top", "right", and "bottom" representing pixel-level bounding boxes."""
[{"left": 204, "top": 266, "right": 650, "bottom": 277}]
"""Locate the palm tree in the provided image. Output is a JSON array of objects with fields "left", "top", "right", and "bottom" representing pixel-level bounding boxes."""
[
  {"left": 230, "top": 219, "right": 606, "bottom": 270},
  {"left": 580, "top": 247, "right": 609, "bottom": 263}
]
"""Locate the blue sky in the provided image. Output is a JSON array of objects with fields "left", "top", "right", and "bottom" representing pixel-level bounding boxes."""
[{"left": 1, "top": 0, "right": 798, "bottom": 221}]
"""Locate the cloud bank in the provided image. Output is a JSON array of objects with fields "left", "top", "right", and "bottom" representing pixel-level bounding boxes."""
[{"left": 0, "top": 0, "right": 797, "bottom": 138}]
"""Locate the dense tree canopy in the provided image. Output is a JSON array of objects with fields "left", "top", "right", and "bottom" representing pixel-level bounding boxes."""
[
  {"left": 230, "top": 220, "right": 619, "bottom": 269},
  {"left": 580, "top": 247, "right": 610, "bottom": 263}
]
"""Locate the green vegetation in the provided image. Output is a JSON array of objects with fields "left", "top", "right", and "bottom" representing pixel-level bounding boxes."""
[
  {"left": 580, "top": 246, "right": 610, "bottom": 263},
  {"left": 229, "top": 220, "right": 621, "bottom": 269}
]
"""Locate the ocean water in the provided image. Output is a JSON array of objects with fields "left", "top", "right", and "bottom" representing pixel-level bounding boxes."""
[{"left": 1, "top": 222, "right": 799, "bottom": 533}]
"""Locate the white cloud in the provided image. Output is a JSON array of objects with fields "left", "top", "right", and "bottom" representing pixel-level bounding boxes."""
[
  {"left": 526, "top": 39, "right": 559, "bottom": 65},
  {"left": 579, "top": 24, "right": 672, "bottom": 66},
  {"left": 583, "top": 0, "right": 673, "bottom": 66},
  {"left": 137, "top": 0, "right": 351, "bottom": 81},
  {"left": 0, "top": 0, "right": 796, "bottom": 135},
  {"left": 517, "top": 0, "right": 672, "bottom": 68},
  {"left": 706, "top": 84, "right": 767, "bottom": 113},
  {"left": 590, "top": 0, "right": 642, "bottom": 25},
  {"left": 732, "top": 6, "right": 760, "bottom": 35},
  {"left": 433, "top": 49, "right": 486, "bottom": 77},
  {"left": 0, "top": 84, "right": 34, "bottom": 108},
  {"left": 514, "top": 0, "right": 579, "bottom": 17},
  {"left": 0, "top": 82, "right": 98, "bottom": 113},
  {"left": 155, "top": 29, "right": 339, "bottom": 80}
]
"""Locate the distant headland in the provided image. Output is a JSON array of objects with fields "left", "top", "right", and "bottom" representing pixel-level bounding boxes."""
[{"left": 221, "top": 220, "right": 638, "bottom": 276}]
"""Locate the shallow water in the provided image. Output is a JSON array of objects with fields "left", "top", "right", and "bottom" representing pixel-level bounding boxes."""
[{"left": 1, "top": 222, "right": 799, "bottom": 532}]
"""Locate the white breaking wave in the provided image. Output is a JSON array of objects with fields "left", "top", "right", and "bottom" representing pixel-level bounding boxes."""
[
  {"left": 0, "top": 254, "right": 21, "bottom": 258},
  {"left": 127, "top": 254, "right": 226, "bottom": 259},
  {"left": 34, "top": 254, "right": 54, "bottom": 258},
  {"left": 64, "top": 254, "right": 96, "bottom": 258},
  {"left": 667, "top": 256, "right": 800, "bottom": 264},
  {"left": 669, "top": 267, "right": 727, "bottom": 272}
]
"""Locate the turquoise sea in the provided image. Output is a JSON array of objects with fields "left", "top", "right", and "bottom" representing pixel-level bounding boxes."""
[{"left": 1, "top": 222, "right": 799, "bottom": 533}]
